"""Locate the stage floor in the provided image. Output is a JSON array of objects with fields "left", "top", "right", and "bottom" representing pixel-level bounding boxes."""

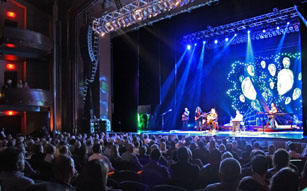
[{"left": 137, "top": 130, "right": 304, "bottom": 140}]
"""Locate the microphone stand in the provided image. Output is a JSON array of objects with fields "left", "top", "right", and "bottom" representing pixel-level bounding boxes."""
[{"left": 161, "top": 109, "right": 172, "bottom": 131}]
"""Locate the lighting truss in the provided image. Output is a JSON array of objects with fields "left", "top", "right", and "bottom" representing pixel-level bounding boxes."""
[
  {"left": 93, "top": 0, "right": 219, "bottom": 35},
  {"left": 183, "top": 7, "right": 300, "bottom": 49}
]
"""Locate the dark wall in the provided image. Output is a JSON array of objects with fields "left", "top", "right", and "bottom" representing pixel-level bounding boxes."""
[{"left": 112, "top": 32, "right": 139, "bottom": 132}]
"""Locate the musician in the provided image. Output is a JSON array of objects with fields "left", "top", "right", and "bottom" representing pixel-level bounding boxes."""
[
  {"left": 195, "top": 106, "right": 203, "bottom": 131},
  {"left": 232, "top": 110, "right": 243, "bottom": 132},
  {"left": 182, "top": 108, "right": 190, "bottom": 130},
  {"left": 268, "top": 103, "right": 278, "bottom": 128},
  {"left": 207, "top": 108, "right": 218, "bottom": 131}
]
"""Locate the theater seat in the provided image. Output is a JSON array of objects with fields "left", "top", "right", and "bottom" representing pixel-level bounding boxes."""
[
  {"left": 152, "top": 184, "right": 187, "bottom": 191},
  {"left": 120, "top": 181, "right": 150, "bottom": 191}
]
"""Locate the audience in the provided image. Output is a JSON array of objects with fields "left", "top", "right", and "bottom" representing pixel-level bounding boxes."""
[{"left": 0, "top": 130, "right": 306, "bottom": 191}]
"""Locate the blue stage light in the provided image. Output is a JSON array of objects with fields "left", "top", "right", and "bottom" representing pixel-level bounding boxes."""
[
  {"left": 225, "top": 38, "right": 229, "bottom": 42},
  {"left": 276, "top": 26, "right": 280, "bottom": 30},
  {"left": 234, "top": 33, "right": 237, "bottom": 36},
  {"left": 214, "top": 40, "right": 218, "bottom": 44},
  {"left": 187, "top": 45, "right": 191, "bottom": 50},
  {"left": 262, "top": 29, "right": 266, "bottom": 33},
  {"left": 287, "top": 22, "right": 290, "bottom": 25},
  {"left": 203, "top": 41, "right": 206, "bottom": 44},
  {"left": 248, "top": 30, "right": 251, "bottom": 34},
  {"left": 194, "top": 43, "right": 197, "bottom": 46}
]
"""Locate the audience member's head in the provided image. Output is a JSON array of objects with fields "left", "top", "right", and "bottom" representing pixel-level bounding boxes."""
[
  {"left": 125, "top": 143, "right": 134, "bottom": 153},
  {"left": 139, "top": 146, "right": 147, "bottom": 156},
  {"left": 92, "top": 144, "right": 102, "bottom": 154},
  {"left": 52, "top": 155, "right": 75, "bottom": 185},
  {"left": 288, "top": 142, "right": 297, "bottom": 152},
  {"left": 0, "top": 147, "right": 25, "bottom": 172},
  {"left": 77, "top": 159, "right": 108, "bottom": 191},
  {"left": 269, "top": 167, "right": 300, "bottom": 191},
  {"left": 221, "top": 151, "right": 233, "bottom": 160},
  {"left": 252, "top": 155, "right": 268, "bottom": 176},
  {"left": 268, "top": 144, "right": 276, "bottom": 155},
  {"left": 177, "top": 146, "right": 190, "bottom": 162},
  {"left": 219, "top": 158, "right": 241, "bottom": 185},
  {"left": 45, "top": 144, "right": 55, "bottom": 155},
  {"left": 209, "top": 149, "right": 221, "bottom": 165},
  {"left": 59, "top": 145, "right": 69, "bottom": 156},
  {"left": 150, "top": 149, "right": 162, "bottom": 161},
  {"left": 273, "top": 149, "right": 289, "bottom": 170}
]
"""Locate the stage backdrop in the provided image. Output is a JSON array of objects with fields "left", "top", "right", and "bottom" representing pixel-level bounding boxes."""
[{"left": 170, "top": 31, "right": 302, "bottom": 129}]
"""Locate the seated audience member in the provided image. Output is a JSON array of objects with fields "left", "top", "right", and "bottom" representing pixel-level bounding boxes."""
[
  {"left": 238, "top": 176, "right": 264, "bottom": 191},
  {"left": 193, "top": 141, "right": 210, "bottom": 165},
  {"left": 77, "top": 159, "right": 109, "bottom": 191},
  {"left": 88, "top": 144, "right": 114, "bottom": 171},
  {"left": 205, "top": 158, "right": 242, "bottom": 191},
  {"left": 109, "top": 144, "right": 121, "bottom": 169},
  {"left": 141, "top": 149, "right": 170, "bottom": 186},
  {"left": 0, "top": 147, "right": 35, "bottom": 191},
  {"left": 239, "top": 155, "right": 268, "bottom": 191},
  {"left": 221, "top": 151, "right": 233, "bottom": 160},
  {"left": 170, "top": 146, "right": 200, "bottom": 190},
  {"left": 25, "top": 155, "right": 76, "bottom": 191},
  {"left": 288, "top": 142, "right": 301, "bottom": 159},
  {"left": 266, "top": 144, "right": 276, "bottom": 159},
  {"left": 121, "top": 143, "right": 143, "bottom": 171},
  {"left": 269, "top": 167, "right": 300, "bottom": 191},
  {"left": 138, "top": 146, "right": 150, "bottom": 165},
  {"left": 196, "top": 149, "right": 221, "bottom": 188},
  {"left": 267, "top": 149, "right": 294, "bottom": 178},
  {"left": 44, "top": 144, "right": 55, "bottom": 163}
]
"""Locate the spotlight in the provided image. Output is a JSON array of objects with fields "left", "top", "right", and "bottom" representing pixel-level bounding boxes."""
[
  {"left": 234, "top": 33, "right": 237, "bottom": 36},
  {"left": 287, "top": 22, "right": 290, "bottom": 25},
  {"left": 214, "top": 40, "right": 218, "bottom": 44},
  {"left": 247, "top": 30, "right": 250, "bottom": 34},
  {"left": 194, "top": 43, "right": 197, "bottom": 46},
  {"left": 225, "top": 37, "right": 229, "bottom": 42},
  {"left": 276, "top": 26, "right": 280, "bottom": 30},
  {"left": 203, "top": 41, "right": 206, "bottom": 44},
  {"left": 262, "top": 29, "right": 266, "bottom": 33},
  {"left": 187, "top": 45, "right": 191, "bottom": 50}
]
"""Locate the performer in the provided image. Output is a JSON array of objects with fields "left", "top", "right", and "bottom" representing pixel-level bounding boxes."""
[
  {"left": 232, "top": 110, "right": 243, "bottom": 132},
  {"left": 266, "top": 103, "right": 278, "bottom": 128},
  {"left": 195, "top": 106, "right": 203, "bottom": 131},
  {"left": 182, "top": 108, "right": 190, "bottom": 131},
  {"left": 207, "top": 108, "right": 218, "bottom": 131}
]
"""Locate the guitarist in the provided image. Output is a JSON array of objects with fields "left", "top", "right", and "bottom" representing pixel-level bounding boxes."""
[
  {"left": 195, "top": 106, "right": 203, "bottom": 131},
  {"left": 182, "top": 107, "right": 190, "bottom": 131},
  {"left": 207, "top": 108, "right": 218, "bottom": 131}
]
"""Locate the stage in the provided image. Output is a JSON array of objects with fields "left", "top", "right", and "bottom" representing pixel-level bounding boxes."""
[{"left": 137, "top": 129, "right": 305, "bottom": 140}]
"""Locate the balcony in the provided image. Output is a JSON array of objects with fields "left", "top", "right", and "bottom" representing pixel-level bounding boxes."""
[{"left": 0, "top": 88, "right": 51, "bottom": 112}]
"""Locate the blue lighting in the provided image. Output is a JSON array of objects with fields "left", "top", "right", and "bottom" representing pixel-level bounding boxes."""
[
  {"left": 214, "top": 40, "right": 218, "bottom": 44},
  {"left": 247, "top": 30, "right": 251, "bottom": 34},
  {"left": 194, "top": 43, "right": 197, "bottom": 46},
  {"left": 276, "top": 26, "right": 280, "bottom": 30},
  {"left": 287, "top": 22, "right": 290, "bottom": 25},
  {"left": 203, "top": 41, "right": 206, "bottom": 44},
  {"left": 262, "top": 29, "right": 266, "bottom": 33},
  {"left": 187, "top": 45, "right": 191, "bottom": 50},
  {"left": 225, "top": 38, "right": 229, "bottom": 42},
  {"left": 234, "top": 33, "right": 237, "bottom": 36}
]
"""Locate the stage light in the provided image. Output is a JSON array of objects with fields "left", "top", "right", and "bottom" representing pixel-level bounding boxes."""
[
  {"left": 6, "top": 11, "right": 16, "bottom": 19},
  {"left": 194, "top": 43, "right": 197, "bottom": 46},
  {"left": 214, "top": 40, "right": 218, "bottom": 44},
  {"left": 225, "top": 37, "right": 229, "bottom": 42},
  {"left": 234, "top": 33, "right": 237, "bottom": 36},
  {"left": 287, "top": 22, "right": 290, "bottom": 25},
  {"left": 247, "top": 30, "right": 251, "bottom": 34},
  {"left": 262, "top": 29, "right": 266, "bottom": 33},
  {"left": 187, "top": 45, "right": 191, "bottom": 50},
  {"left": 203, "top": 41, "right": 206, "bottom": 44},
  {"left": 276, "top": 26, "right": 280, "bottom": 30},
  {"left": 6, "top": 63, "right": 16, "bottom": 70}
]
